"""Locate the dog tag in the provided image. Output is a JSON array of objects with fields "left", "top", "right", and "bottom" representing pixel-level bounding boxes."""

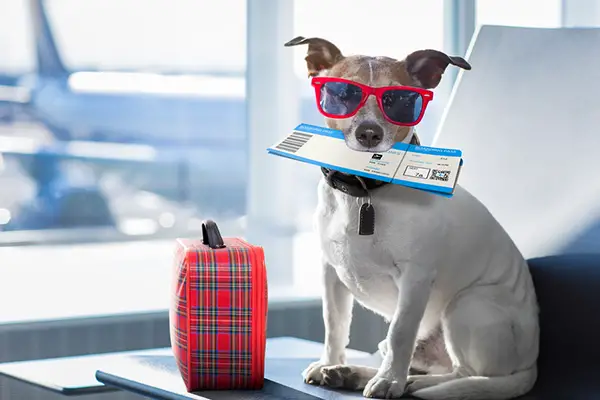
[{"left": 358, "top": 203, "right": 375, "bottom": 235}]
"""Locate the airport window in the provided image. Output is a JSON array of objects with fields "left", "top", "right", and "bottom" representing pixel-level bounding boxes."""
[
  {"left": 0, "top": 0, "right": 446, "bottom": 324},
  {"left": 45, "top": 0, "right": 246, "bottom": 72}
]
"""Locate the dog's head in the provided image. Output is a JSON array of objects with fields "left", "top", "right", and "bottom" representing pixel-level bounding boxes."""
[{"left": 285, "top": 36, "right": 471, "bottom": 152}]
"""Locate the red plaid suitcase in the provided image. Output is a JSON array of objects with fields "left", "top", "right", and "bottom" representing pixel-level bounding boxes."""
[{"left": 169, "top": 220, "right": 268, "bottom": 391}]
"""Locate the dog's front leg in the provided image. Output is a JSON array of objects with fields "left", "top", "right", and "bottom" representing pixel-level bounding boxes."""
[
  {"left": 363, "top": 267, "right": 434, "bottom": 399},
  {"left": 302, "top": 258, "right": 354, "bottom": 385}
]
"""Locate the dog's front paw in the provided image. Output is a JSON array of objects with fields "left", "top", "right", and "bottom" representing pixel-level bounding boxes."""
[
  {"left": 302, "top": 361, "right": 330, "bottom": 385},
  {"left": 363, "top": 375, "right": 406, "bottom": 399},
  {"left": 321, "top": 365, "right": 376, "bottom": 390},
  {"left": 321, "top": 365, "right": 351, "bottom": 388}
]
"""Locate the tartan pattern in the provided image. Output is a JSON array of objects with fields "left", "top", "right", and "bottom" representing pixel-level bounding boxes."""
[
  {"left": 169, "top": 237, "right": 267, "bottom": 391},
  {"left": 170, "top": 244, "right": 189, "bottom": 383}
]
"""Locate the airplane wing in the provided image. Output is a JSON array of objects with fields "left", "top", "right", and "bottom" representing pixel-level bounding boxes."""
[
  {"left": 0, "top": 134, "right": 247, "bottom": 182},
  {"left": 0, "top": 84, "right": 31, "bottom": 105}
]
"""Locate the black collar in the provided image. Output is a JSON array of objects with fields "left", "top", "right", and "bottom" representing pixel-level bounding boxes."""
[
  {"left": 321, "top": 167, "right": 387, "bottom": 197},
  {"left": 321, "top": 134, "right": 420, "bottom": 197}
]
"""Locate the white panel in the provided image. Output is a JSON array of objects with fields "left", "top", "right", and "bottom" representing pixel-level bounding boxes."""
[
  {"left": 434, "top": 25, "right": 600, "bottom": 258},
  {"left": 245, "top": 0, "right": 299, "bottom": 286}
]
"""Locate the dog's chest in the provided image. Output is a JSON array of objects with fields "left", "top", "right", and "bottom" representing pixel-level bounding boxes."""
[
  {"left": 316, "top": 187, "right": 398, "bottom": 310},
  {"left": 317, "top": 195, "right": 387, "bottom": 267}
]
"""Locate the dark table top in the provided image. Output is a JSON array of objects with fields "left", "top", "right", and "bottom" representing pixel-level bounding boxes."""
[
  {"left": 96, "top": 353, "right": 600, "bottom": 400},
  {"left": 0, "top": 336, "right": 368, "bottom": 396},
  {"left": 0, "top": 347, "right": 172, "bottom": 396},
  {"left": 95, "top": 356, "right": 600, "bottom": 400},
  {"left": 4, "top": 334, "right": 600, "bottom": 399},
  {"left": 96, "top": 355, "right": 380, "bottom": 399}
]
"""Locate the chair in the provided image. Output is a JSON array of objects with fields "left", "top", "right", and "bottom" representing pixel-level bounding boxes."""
[
  {"left": 434, "top": 25, "right": 600, "bottom": 259},
  {"left": 433, "top": 24, "right": 600, "bottom": 399},
  {"left": 525, "top": 255, "right": 600, "bottom": 398}
]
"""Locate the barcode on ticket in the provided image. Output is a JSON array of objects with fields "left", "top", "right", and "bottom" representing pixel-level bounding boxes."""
[
  {"left": 430, "top": 169, "right": 450, "bottom": 182},
  {"left": 275, "top": 132, "right": 312, "bottom": 153}
]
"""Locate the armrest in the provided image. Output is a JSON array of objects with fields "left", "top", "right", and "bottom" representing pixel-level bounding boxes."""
[{"left": 528, "top": 254, "right": 600, "bottom": 370}]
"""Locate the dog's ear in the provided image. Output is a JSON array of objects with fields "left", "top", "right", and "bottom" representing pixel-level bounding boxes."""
[
  {"left": 404, "top": 49, "right": 471, "bottom": 89},
  {"left": 284, "top": 36, "right": 344, "bottom": 77}
]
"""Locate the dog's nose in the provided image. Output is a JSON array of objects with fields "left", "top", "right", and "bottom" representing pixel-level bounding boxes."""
[{"left": 355, "top": 123, "right": 383, "bottom": 148}]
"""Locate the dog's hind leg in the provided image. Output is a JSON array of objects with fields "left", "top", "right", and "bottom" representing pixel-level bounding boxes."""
[
  {"left": 410, "top": 287, "right": 539, "bottom": 400},
  {"left": 410, "top": 324, "right": 453, "bottom": 375},
  {"left": 321, "top": 364, "right": 378, "bottom": 390},
  {"left": 405, "top": 369, "right": 466, "bottom": 393}
]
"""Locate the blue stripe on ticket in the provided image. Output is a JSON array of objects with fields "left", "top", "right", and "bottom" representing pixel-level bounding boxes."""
[{"left": 294, "top": 123, "right": 344, "bottom": 139}]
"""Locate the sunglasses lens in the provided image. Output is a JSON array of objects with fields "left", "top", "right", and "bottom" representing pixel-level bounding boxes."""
[
  {"left": 319, "top": 82, "right": 363, "bottom": 116},
  {"left": 381, "top": 90, "right": 423, "bottom": 124}
]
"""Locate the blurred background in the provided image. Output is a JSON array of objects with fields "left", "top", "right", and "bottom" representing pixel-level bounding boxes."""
[{"left": 0, "top": 0, "right": 591, "bottom": 398}]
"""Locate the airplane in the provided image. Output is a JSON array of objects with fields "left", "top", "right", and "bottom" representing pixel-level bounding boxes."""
[{"left": 0, "top": 0, "right": 323, "bottom": 233}]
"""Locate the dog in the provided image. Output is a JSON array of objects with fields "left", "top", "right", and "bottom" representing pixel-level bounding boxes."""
[{"left": 284, "top": 36, "right": 540, "bottom": 399}]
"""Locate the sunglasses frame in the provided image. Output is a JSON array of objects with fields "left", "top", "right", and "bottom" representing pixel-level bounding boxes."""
[{"left": 311, "top": 76, "right": 434, "bottom": 126}]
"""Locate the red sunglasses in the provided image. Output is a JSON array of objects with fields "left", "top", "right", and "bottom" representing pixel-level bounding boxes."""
[{"left": 311, "top": 77, "right": 433, "bottom": 126}]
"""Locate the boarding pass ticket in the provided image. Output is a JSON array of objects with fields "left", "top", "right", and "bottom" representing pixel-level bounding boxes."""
[{"left": 267, "top": 123, "right": 463, "bottom": 197}]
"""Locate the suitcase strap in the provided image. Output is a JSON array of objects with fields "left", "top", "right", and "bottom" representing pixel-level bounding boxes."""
[{"left": 201, "top": 220, "right": 226, "bottom": 249}]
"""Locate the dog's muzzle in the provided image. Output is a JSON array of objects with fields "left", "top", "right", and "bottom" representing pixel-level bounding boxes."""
[
  {"left": 323, "top": 132, "right": 420, "bottom": 197},
  {"left": 355, "top": 122, "right": 384, "bottom": 148}
]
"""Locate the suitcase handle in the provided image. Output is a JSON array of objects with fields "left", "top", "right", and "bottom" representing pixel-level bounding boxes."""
[{"left": 201, "top": 220, "right": 226, "bottom": 249}]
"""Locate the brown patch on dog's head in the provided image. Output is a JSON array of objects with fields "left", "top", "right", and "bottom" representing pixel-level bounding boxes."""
[{"left": 285, "top": 37, "right": 470, "bottom": 152}]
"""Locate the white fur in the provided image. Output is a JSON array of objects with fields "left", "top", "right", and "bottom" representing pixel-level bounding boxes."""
[
  {"left": 303, "top": 180, "right": 540, "bottom": 399},
  {"left": 368, "top": 60, "right": 375, "bottom": 83}
]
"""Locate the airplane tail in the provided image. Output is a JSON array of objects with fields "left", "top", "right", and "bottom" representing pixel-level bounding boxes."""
[
  {"left": 411, "top": 366, "right": 537, "bottom": 400},
  {"left": 29, "top": 0, "right": 68, "bottom": 76}
]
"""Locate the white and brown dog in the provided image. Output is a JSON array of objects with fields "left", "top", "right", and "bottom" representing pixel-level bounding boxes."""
[{"left": 284, "top": 36, "right": 539, "bottom": 399}]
